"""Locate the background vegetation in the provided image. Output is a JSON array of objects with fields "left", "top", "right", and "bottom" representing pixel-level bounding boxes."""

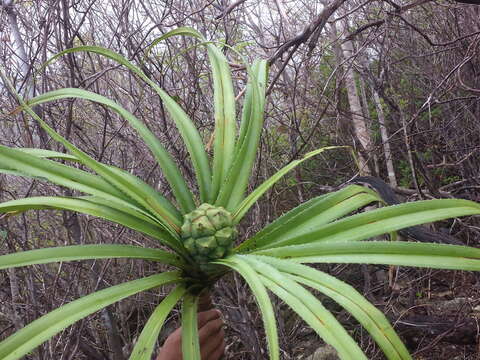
[{"left": 1, "top": 0, "right": 479, "bottom": 359}]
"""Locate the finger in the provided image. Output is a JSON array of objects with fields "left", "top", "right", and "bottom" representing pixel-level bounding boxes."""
[
  {"left": 157, "top": 326, "right": 183, "bottom": 360},
  {"left": 199, "top": 321, "right": 224, "bottom": 346},
  {"left": 165, "top": 326, "right": 182, "bottom": 346},
  {"left": 197, "top": 309, "right": 221, "bottom": 329},
  {"left": 199, "top": 318, "right": 224, "bottom": 344},
  {"left": 200, "top": 326, "right": 224, "bottom": 359},
  {"left": 206, "top": 339, "right": 226, "bottom": 360}
]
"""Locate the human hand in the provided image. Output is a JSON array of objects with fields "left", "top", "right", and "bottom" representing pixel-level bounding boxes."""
[{"left": 156, "top": 309, "right": 225, "bottom": 360}]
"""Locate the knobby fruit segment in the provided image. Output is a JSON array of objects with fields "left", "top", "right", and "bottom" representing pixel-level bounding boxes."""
[{"left": 181, "top": 203, "right": 237, "bottom": 263}]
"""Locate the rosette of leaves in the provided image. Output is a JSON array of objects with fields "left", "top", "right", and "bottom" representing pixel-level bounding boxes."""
[{"left": 0, "top": 27, "right": 480, "bottom": 360}]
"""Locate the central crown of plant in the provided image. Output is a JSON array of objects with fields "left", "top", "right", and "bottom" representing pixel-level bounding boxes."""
[{"left": 180, "top": 203, "right": 238, "bottom": 263}]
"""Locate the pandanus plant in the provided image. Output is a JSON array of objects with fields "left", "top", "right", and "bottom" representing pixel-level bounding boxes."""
[{"left": 1, "top": 28, "right": 480, "bottom": 360}]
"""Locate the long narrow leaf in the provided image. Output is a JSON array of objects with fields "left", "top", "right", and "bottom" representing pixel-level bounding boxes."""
[
  {"left": 25, "top": 88, "right": 191, "bottom": 221},
  {"left": 0, "top": 271, "right": 182, "bottom": 360},
  {"left": 0, "top": 146, "right": 121, "bottom": 199},
  {"left": 1, "top": 147, "right": 182, "bottom": 227},
  {"left": 11, "top": 148, "right": 79, "bottom": 162},
  {"left": 254, "top": 256, "right": 411, "bottom": 360},
  {"left": 237, "top": 194, "right": 330, "bottom": 253},
  {"left": 0, "top": 197, "right": 185, "bottom": 253},
  {"left": 252, "top": 199, "right": 480, "bottom": 250},
  {"left": 216, "top": 61, "right": 268, "bottom": 210},
  {"left": 181, "top": 293, "right": 201, "bottom": 360},
  {"left": 144, "top": 27, "right": 203, "bottom": 58},
  {"left": 0, "top": 147, "right": 176, "bottom": 232},
  {"left": 0, "top": 148, "right": 180, "bottom": 243},
  {"left": 145, "top": 25, "right": 237, "bottom": 197},
  {"left": 237, "top": 185, "right": 381, "bottom": 252},
  {"left": 129, "top": 286, "right": 187, "bottom": 360},
  {"left": 257, "top": 241, "right": 480, "bottom": 271},
  {"left": 271, "top": 191, "right": 380, "bottom": 243},
  {"left": 233, "top": 146, "right": 349, "bottom": 223},
  {"left": 42, "top": 42, "right": 211, "bottom": 207},
  {"left": 3, "top": 74, "right": 178, "bottom": 220},
  {"left": 0, "top": 244, "right": 184, "bottom": 270},
  {"left": 235, "top": 61, "right": 261, "bottom": 156},
  {"left": 253, "top": 191, "right": 381, "bottom": 249},
  {"left": 207, "top": 42, "right": 236, "bottom": 201},
  {"left": 215, "top": 256, "right": 279, "bottom": 360},
  {"left": 106, "top": 166, "right": 182, "bottom": 227},
  {"left": 0, "top": 195, "right": 153, "bottom": 226},
  {"left": 242, "top": 255, "right": 367, "bottom": 359}
]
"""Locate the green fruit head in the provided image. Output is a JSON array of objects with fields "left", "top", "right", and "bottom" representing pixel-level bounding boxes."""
[{"left": 181, "top": 203, "right": 237, "bottom": 263}]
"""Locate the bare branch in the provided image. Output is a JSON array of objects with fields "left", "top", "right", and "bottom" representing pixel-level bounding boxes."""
[
  {"left": 215, "top": 0, "right": 247, "bottom": 20},
  {"left": 267, "top": 0, "right": 347, "bottom": 65}
]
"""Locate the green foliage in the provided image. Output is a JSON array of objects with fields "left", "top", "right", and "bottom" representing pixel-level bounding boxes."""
[
  {"left": 397, "top": 159, "right": 414, "bottom": 187},
  {"left": 1, "top": 27, "right": 480, "bottom": 360},
  {"left": 433, "top": 168, "right": 461, "bottom": 186},
  {"left": 397, "top": 149, "right": 461, "bottom": 188}
]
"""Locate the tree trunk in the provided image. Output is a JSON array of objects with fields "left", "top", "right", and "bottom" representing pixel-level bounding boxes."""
[
  {"left": 373, "top": 90, "right": 398, "bottom": 187},
  {"left": 330, "top": 19, "right": 373, "bottom": 175},
  {"left": 2, "top": 0, "right": 47, "bottom": 146}
]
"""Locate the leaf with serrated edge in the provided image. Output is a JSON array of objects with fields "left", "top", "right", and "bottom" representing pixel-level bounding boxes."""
[
  {"left": 24, "top": 88, "right": 190, "bottom": 223},
  {"left": 216, "top": 61, "right": 268, "bottom": 210},
  {"left": 215, "top": 256, "right": 279, "bottom": 360},
  {"left": 238, "top": 185, "right": 381, "bottom": 252},
  {"left": 181, "top": 293, "right": 201, "bottom": 360},
  {"left": 41, "top": 42, "right": 210, "bottom": 209},
  {"left": 252, "top": 255, "right": 411, "bottom": 360},
  {"left": 258, "top": 241, "right": 480, "bottom": 271},
  {"left": 0, "top": 196, "right": 184, "bottom": 254},
  {"left": 252, "top": 199, "right": 480, "bottom": 250},
  {"left": 233, "top": 146, "right": 349, "bottom": 223},
  {"left": 0, "top": 271, "right": 182, "bottom": 360},
  {"left": 0, "top": 244, "right": 184, "bottom": 270},
  {"left": 242, "top": 255, "right": 367, "bottom": 360},
  {"left": 1, "top": 147, "right": 182, "bottom": 226},
  {"left": 129, "top": 286, "right": 187, "bottom": 360}
]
